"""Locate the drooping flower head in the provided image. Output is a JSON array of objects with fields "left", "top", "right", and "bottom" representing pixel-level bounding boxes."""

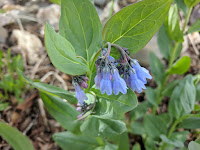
[
  {"left": 95, "top": 42, "right": 152, "bottom": 95},
  {"left": 72, "top": 76, "right": 88, "bottom": 104}
]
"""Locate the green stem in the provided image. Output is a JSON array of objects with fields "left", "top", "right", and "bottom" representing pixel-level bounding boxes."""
[
  {"left": 76, "top": 56, "right": 89, "bottom": 66},
  {"left": 161, "top": 114, "right": 200, "bottom": 150},
  {"left": 182, "top": 7, "right": 193, "bottom": 33}
]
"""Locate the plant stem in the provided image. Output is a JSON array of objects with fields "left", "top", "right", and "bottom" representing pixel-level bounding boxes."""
[
  {"left": 182, "top": 7, "right": 193, "bottom": 33},
  {"left": 161, "top": 114, "right": 200, "bottom": 150}
]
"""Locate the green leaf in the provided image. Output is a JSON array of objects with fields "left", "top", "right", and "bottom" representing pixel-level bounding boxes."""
[
  {"left": 118, "top": 132, "right": 129, "bottom": 150},
  {"left": 129, "top": 101, "right": 150, "bottom": 120},
  {"left": 94, "top": 98, "right": 136, "bottom": 120},
  {"left": 18, "top": 69, "right": 77, "bottom": 104},
  {"left": 168, "top": 75, "right": 196, "bottom": 119},
  {"left": 145, "top": 87, "right": 158, "bottom": 106},
  {"left": 131, "top": 121, "right": 145, "bottom": 135},
  {"left": 162, "top": 79, "right": 180, "bottom": 96},
  {"left": 144, "top": 114, "right": 167, "bottom": 140},
  {"left": 149, "top": 52, "right": 165, "bottom": 85},
  {"left": 168, "top": 56, "right": 191, "bottom": 75},
  {"left": 0, "top": 121, "right": 34, "bottom": 150},
  {"left": 165, "top": 4, "right": 184, "bottom": 42},
  {"left": 80, "top": 116, "right": 127, "bottom": 138},
  {"left": 53, "top": 131, "right": 101, "bottom": 150},
  {"left": 59, "top": 0, "right": 102, "bottom": 61},
  {"left": 49, "top": 0, "right": 60, "bottom": 4},
  {"left": 102, "top": 0, "right": 172, "bottom": 54},
  {"left": 188, "top": 141, "right": 200, "bottom": 150},
  {"left": 184, "top": 0, "right": 200, "bottom": 7},
  {"left": 178, "top": 117, "right": 200, "bottom": 129},
  {"left": 92, "top": 88, "right": 138, "bottom": 108},
  {"left": 188, "top": 19, "right": 200, "bottom": 33},
  {"left": 160, "top": 131, "right": 189, "bottom": 148},
  {"left": 144, "top": 137, "right": 156, "bottom": 150},
  {"left": 196, "top": 84, "right": 200, "bottom": 101},
  {"left": 45, "top": 23, "right": 89, "bottom": 75},
  {"left": 174, "top": 0, "right": 189, "bottom": 17},
  {"left": 157, "top": 24, "right": 173, "bottom": 60},
  {"left": 0, "top": 102, "right": 9, "bottom": 111},
  {"left": 132, "top": 143, "right": 141, "bottom": 150},
  {"left": 40, "top": 92, "right": 81, "bottom": 133}
]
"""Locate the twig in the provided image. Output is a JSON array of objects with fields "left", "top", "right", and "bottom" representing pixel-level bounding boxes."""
[{"left": 38, "top": 98, "right": 49, "bottom": 131}]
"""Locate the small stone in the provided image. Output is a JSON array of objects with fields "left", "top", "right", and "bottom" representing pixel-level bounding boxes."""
[
  {"left": 0, "top": 27, "right": 8, "bottom": 43},
  {"left": 36, "top": 4, "right": 60, "bottom": 29},
  {"left": 0, "top": 14, "right": 15, "bottom": 27},
  {"left": 94, "top": 0, "right": 106, "bottom": 6},
  {"left": 10, "top": 29, "right": 42, "bottom": 64}
]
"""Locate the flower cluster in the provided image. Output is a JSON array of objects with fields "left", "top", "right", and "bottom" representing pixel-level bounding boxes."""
[
  {"left": 72, "top": 76, "right": 88, "bottom": 104},
  {"left": 94, "top": 43, "right": 152, "bottom": 95},
  {"left": 95, "top": 49, "right": 128, "bottom": 95},
  {"left": 76, "top": 102, "right": 94, "bottom": 119}
]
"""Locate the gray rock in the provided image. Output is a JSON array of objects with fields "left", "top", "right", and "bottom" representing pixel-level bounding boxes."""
[
  {"left": 0, "top": 14, "right": 15, "bottom": 27},
  {"left": 94, "top": 0, "right": 106, "bottom": 6},
  {"left": 11, "top": 29, "right": 42, "bottom": 64},
  {"left": 36, "top": 4, "right": 60, "bottom": 29},
  {"left": 0, "top": 27, "right": 8, "bottom": 43}
]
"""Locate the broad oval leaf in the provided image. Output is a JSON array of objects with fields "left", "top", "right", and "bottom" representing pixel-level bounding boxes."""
[
  {"left": 45, "top": 23, "right": 89, "bottom": 75},
  {"left": 168, "top": 75, "right": 196, "bottom": 119},
  {"left": 0, "top": 121, "right": 34, "bottom": 150},
  {"left": 144, "top": 114, "right": 167, "bottom": 140},
  {"left": 40, "top": 92, "right": 81, "bottom": 133},
  {"left": 102, "top": 0, "right": 172, "bottom": 54},
  {"left": 178, "top": 117, "right": 200, "bottom": 129},
  {"left": 168, "top": 56, "right": 191, "bottom": 75},
  {"left": 18, "top": 69, "right": 77, "bottom": 104},
  {"left": 59, "top": 0, "right": 102, "bottom": 61},
  {"left": 53, "top": 132, "right": 101, "bottom": 150},
  {"left": 188, "top": 141, "right": 200, "bottom": 150},
  {"left": 80, "top": 116, "right": 127, "bottom": 138},
  {"left": 184, "top": 0, "right": 200, "bottom": 7}
]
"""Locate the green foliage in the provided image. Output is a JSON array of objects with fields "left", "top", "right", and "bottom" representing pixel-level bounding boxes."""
[
  {"left": 157, "top": 24, "right": 173, "bottom": 60},
  {"left": 18, "top": 69, "right": 77, "bottom": 104},
  {"left": 188, "top": 141, "right": 200, "bottom": 150},
  {"left": 184, "top": 0, "right": 200, "bottom": 7},
  {"left": 165, "top": 4, "right": 184, "bottom": 42},
  {"left": 0, "top": 121, "right": 34, "bottom": 150},
  {"left": 102, "top": 0, "right": 172, "bottom": 54},
  {"left": 178, "top": 117, "right": 200, "bottom": 129},
  {"left": 45, "top": 23, "right": 89, "bottom": 75},
  {"left": 168, "top": 75, "right": 196, "bottom": 119},
  {"left": 0, "top": 50, "right": 26, "bottom": 110},
  {"left": 144, "top": 114, "right": 167, "bottom": 140},
  {"left": 80, "top": 116, "right": 127, "bottom": 138},
  {"left": 40, "top": 92, "right": 81, "bottom": 133},
  {"left": 53, "top": 132, "right": 101, "bottom": 150},
  {"left": 59, "top": 0, "right": 102, "bottom": 61},
  {"left": 187, "top": 19, "right": 200, "bottom": 33},
  {"left": 168, "top": 56, "right": 191, "bottom": 75},
  {"left": 149, "top": 52, "right": 165, "bottom": 85},
  {"left": 49, "top": 0, "right": 60, "bottom": 4},
  {"left": 174, "top": 0, "right": 189, "bottom": 16}
]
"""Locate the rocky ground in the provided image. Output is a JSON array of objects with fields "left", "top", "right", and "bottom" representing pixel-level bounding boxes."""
[{"left": 0, "top": 0, "right": 200, "bottom": 150}]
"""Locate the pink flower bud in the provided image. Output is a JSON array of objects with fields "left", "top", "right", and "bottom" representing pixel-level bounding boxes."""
[
  {"left": 80, "top": 82, "right": 88, "bottom": 89},
  {"left": 76, "top": 107, "right": 81, "bottom": 112},
  {"left": 84, "top": 77, "right": 89, "bottom": 81}
]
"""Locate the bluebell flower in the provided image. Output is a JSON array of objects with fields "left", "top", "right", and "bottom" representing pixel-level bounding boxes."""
[
  {"left": 132, "top": 61, "right": 152, "bottom": 84},
  {"left": 100, "top": 70, "right": 112, "bottom": 95},
  {"left": 95, "top": 71, "right": 103, "bottom": 89},
  {"left": 74, "top": 84, "right": 88, "bottom": 104},
  {"left": 112, "top": 69, "right": 127, "bottom": 95},
  {"left": 128, "top": 71, "right": 146, "bottom": 93}
]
